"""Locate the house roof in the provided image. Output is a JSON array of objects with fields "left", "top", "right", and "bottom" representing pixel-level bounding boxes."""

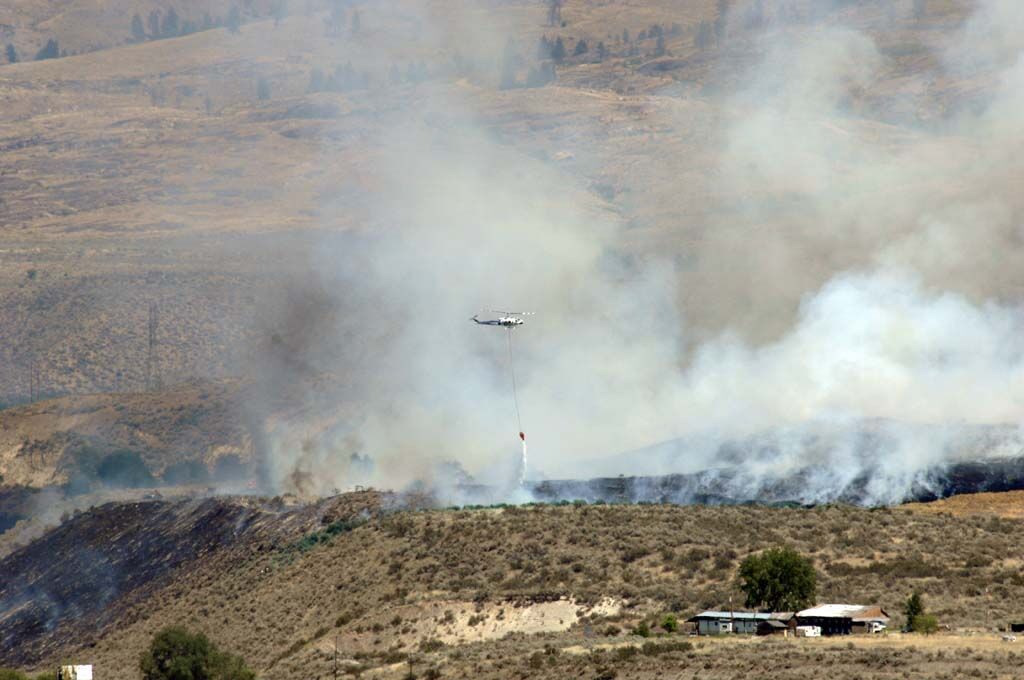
[
  {"left": 759, "top": 620, "right": 789, "bottom": 629},
  {"left": 688, "top": 611, "right": 773, "bottom": 621},
  {"left": 798, "top": 604, "right": 889, "bottom": 620}
]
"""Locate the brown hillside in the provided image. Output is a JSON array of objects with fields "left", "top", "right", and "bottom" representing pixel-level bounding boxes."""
[{"left": 4, "top": 495, "right": 1024, "bottom": 678}]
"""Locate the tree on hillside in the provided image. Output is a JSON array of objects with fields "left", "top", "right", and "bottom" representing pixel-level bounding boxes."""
[
  {"left": 34, "top": 39, "right": 59, "bottom": 61},
  {"left": 139, "top": 626, "right": 254, "bottom": 680},
  {"left": 161, "top": 8, "right": 180, "bottom": 39},
  {"left": 499, "top": 37, "right": 518, "bottom": 90},
  {"left": 694, "top": 21, "right": 714, "bottom": 51},
  {"left": 148, "top": 10, "right": 162, "bottom": 39},
  {"left": 654, "top": 34, "right": 666, "bottom": 57},
  {"left": 715, "top": 0, "right": 729, "bottom": 44},
  {"left": 551, "top": 36, "right": 566, "bottom": 63},
  {"left": 131, "top": 13, "right": 146, "bottom": 42},
  {"left": 227, "top": 6, "right": 243, "bottom": 34},
  {"left": 5, "top": 44, "right": 17, "bottom": 64},
  {"left": 547, "top": 0, "right": 563, "bottom": 27},
  {"left": 574, "top": 38, "right": 588, "bottom": 56},
  {"left": 256, "top": 76, "right": 270, "bottom": 101},
  {"left": 272, "top": 0, "right": 288, "bottom": 27},
  {"left": 737, "top": 547, "right": 816, "bottom": 612},
  {"left": 596, "top": 40, "right": 607, "bottom": 61},
  {"left": 350, "top": 9, "right": 361, "bottom": 35},
  {"left": 903, "top": 591, "right": 937, "bottom": 633},
  {"left": 537, "top": 35, "right": 551, "bottom": 60}
]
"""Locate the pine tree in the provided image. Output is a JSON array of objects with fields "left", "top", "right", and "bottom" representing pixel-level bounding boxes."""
[
  {"left": 596, "top": 41, "right": 607, "bottom": 61},
  {"left": 35, "top": 39, "right": 59, "bottom": 61},
  {"left": 256, "top": 77, "right": 270, "bottom": 101},
  {"left": 272, "top": 0, "right": 288, "bottom": 27},
  {"left": 6, "top": 44, "right": 17, "bottom": 64},
  {"left": 227, "top": 6, "right": 242, "bottom": 34},
  {"left": 148, "top": 10, "right": 162, "bottom": 39},
  {"left": 131, "top": 14, "right": 147, "bottom": 42},
  {"left": 547, "top": 0, "right": 563, "bottom": 27},
  {"left": 654, "top": 34, "right": 666, "bottom": 57},
  {"left": 573, "top": 39, "right": 588, "bottom": 56},
  {"left": 202, "top": 13, "right": 214, "bottom": 30},
  {"left": 551, "top": 36, "right": 566, "bottom": 63},
  {"left": 537, "top": 35, "right": 551, "bottom": 60},
  {"left": 499, "top": 37, "right": 518, "bottom": 90},
  {"left": 715, "top": 0, "right": 729, "bottom": 44},
  {"left": 161, "top": 8, "right": 180, "bottom": 38},
  {"left": 622, "top": 28, "right": 629, "bottom": 44}
]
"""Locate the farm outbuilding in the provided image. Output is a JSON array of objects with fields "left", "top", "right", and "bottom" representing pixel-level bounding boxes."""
[
  {"left": 796, "top": 605, "right": 889, "bottom": 635},
  {"left": 688, "top": 611, "right": 795, "bottom": 635}
]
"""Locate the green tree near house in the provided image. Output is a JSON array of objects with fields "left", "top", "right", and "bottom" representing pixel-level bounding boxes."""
[
  {"left": 737, "top": 546, "right": 817, "bottom": 611},
  {"left": 140, "top": 626, "right": 255, "bottom": 680}
]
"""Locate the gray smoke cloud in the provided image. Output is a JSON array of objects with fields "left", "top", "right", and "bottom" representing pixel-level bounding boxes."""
[{"left": 253, "top": 0, "right": 1024, "bottom": 505}]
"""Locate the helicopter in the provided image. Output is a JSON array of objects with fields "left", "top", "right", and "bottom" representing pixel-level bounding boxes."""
[{"left": 471, "top": 310, "right": 534, "bottom": 328}]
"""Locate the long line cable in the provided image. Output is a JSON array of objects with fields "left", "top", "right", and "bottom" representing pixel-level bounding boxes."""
[{"left": 507, "top": 327, "right": 523, "bottom": 435}]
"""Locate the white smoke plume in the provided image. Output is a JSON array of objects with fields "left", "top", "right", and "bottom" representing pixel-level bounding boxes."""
[{"left": 254, "top": 0, "right": 1024, "bottom": 505}]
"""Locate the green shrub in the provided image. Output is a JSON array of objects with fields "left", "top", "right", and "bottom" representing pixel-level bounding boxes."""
[
  {"left": 661, "top": 614, "right": 678, "bottom": 633},
  {"left": 0, "top": 669, "right": 28, "bottom": 680},
  {"left": 912, "top": 614, "right": 939, "bottom": 635},
  {"left": 632, "top": 621, "right": 651, "bottom": 638}
]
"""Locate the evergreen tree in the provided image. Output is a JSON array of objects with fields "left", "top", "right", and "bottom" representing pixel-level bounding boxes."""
[
  {"left": 5, "top": 44, "right": 17, "bottom": 64},
  {"left": 622, "top": 28, "right": 629, "bottom": 43},
  {"left": 256, "top": 77, "right": 270, "bottom": 101},
  {"left": 227, "top": 6, "right": 242, "bottom": 34},
  {"left": 695, "top": 21, "right": 713, "bottom": 50},
  {"left": 596, "top": 41, "right": 607, "bottom": 61},
  {"left": 715, "top": 0, "right": 729, "bottom": 44},
  {"left": 161, "top": 8, "right": 180, "bottom": 38},
  {"left": 202, "top": 12, "right": 214, "bottom": 30},
  {"left": 147, "top": 10, "right": 161, "bottom": 39},
  {"left": 34, "top": 39, "right": 59, "bottom": 61},
  {"left": 131, "top": 13, "right": 147, "bottom": 42},
  {"left": 547, "top": 0, "right": 563, "bottom": 27},
  {"left": 499, "top": 37, "right": 518, "bottom": 90},
  {"left": 654, "top": 34, "right": 666, "bottom": 57},
  {"left": 573, "top": 39, "right": 587, "bottom": 56},
  {"left": 272, "top": 0, "right": 288, "bottom": 26},
  {"left": 903, "top": 592, "right": 924, "bottom": 630},
  {"left": 350, "top": 10, "right": 361, "bottom": 34},
  {"left": 537, "top": 35, "right": 551, "bottom": 60},
  {"left": 308, "top": 67, "right": 324, "bottom": 92},
  {"left": 551, "top": 36, "right": 566, "bottom": 63}
]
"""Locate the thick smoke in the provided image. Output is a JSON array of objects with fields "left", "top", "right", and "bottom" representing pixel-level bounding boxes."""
[{"left": 255, "top": 0, "right": 1024, "bottom": 505}]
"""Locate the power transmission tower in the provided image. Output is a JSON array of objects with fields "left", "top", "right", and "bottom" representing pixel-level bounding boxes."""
[{"left": 146, "top": 303, "right": 161, "bottom": 391}]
